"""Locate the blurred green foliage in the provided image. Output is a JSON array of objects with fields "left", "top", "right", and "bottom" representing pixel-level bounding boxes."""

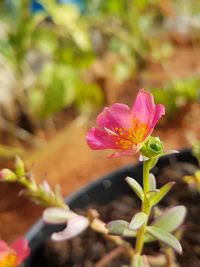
[
  {"left": 150, "top": 77, "right": 200, "bottom": 116},
  {"left": 0, "top": 0, "right": 103, "bottom": 122},
  {"left": 86, "top": 0, "right": 172, "bottom": 81}
]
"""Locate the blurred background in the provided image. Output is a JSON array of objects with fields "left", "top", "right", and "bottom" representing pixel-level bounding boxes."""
[{"left": 0, "top": 0, "right": 200, "bottom": 242}]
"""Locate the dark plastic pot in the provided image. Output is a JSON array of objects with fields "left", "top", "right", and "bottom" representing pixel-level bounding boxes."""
[{"left": 25, "top": 149, "right": 196, "bottom": 266}]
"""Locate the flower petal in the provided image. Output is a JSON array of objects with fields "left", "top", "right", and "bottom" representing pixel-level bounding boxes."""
[
  {"left": 132, "top": 89, "right": 165, "bottom": 132},
  {"left": 11, "top": 237, "right": 30, "bottom": 265},
  {"left": 86, "top": 127, "right": 119, "bottom": 150},
  {"left": 108, "top": 149, "right": 138, "bottom": 158},
  {"left": 51, "top": 216, "right": 89, "bottom": 241},
  {"left": 97, "top": 103, "right": 132, "bottom": 130},
  {"left": 0, "top": 241, "right": 9, "bottom": 253}
]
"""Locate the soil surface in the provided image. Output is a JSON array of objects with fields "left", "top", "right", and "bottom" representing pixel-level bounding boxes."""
[{"left": 30, "top": 158, "right": 200, "bottom": 267}]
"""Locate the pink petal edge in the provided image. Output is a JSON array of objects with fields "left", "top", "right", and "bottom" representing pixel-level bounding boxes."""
[
  {"left": 86, "top": 127, "right": 119, "bottom": 150},
  {"left": 97, "top": 103, "right": 132, "bottom": 130},
  {"left": 0, "top": 240, "right": 9, "bottom": 253},
  {"left": 132, "top": 89, "right": 165, "bottom": 128},
  {"left": 51, "top": 216, "right": 89, "bottom": 242},
  {"left": 11, "top": 237, "right": 30, "bottom": 264}
]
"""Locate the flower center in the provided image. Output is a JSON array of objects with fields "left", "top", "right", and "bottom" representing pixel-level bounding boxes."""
[
  {"left": 0, "top": 252, "right": 17, "bottom": 267},
  {"left": 114, "top": 119, "right": 149, "bottom": 149}
]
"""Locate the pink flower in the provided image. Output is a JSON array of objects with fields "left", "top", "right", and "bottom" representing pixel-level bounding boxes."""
[
  {"left": 86, "top": 89, "right": 165, "bottom": 158},
  {"left": 0, "top": 237, "right": 30, "bottom": 267}
]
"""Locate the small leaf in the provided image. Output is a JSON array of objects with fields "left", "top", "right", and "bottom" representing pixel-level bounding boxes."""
[
  {"left": 106, "top": 220, "right": 129, "bottom": 235},
  {"left": 146, "top": 190, "right": 159, "bottom": 199},
  {"left": 149, "top": 173, "right": 156, "bottom": 190},
  {"left": 152, "top": 206, "right": 187, "bottom": 233},
  {"left": 43, "top": 208, "right": 77, "bottom": 224},
  {"left": 15, "top": 156, "right": 25, "bottom": 176},
  {"left": 123, "top": 228, "right": 137, "bottom": 238},
  {"left": 131, "top": 254, "right": 144, "bottom": 267},
  {"left": 145, "top": 206, "right": 187, "bottom": 243},
  {"left": 129, "top": 212, "right": 147, "bottom": 231},
  {"left": 147, "top": 226, "right": 182, "bottom": 254},
  {"left": 149, "top": 182, "right": 175, "bottom": 206},
  {"left": 125, "top": 177, "right": 144, "bottom": 200}
]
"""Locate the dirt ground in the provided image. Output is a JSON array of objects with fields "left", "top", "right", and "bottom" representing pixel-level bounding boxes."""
[{"left": 0, "top": 46, "right": 200, "bottom": 243}]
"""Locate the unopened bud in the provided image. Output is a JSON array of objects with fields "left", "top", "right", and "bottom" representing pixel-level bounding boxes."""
[
  {"left": 140, "top": 136, "right": 164, "bottom": 159},
  {"left": 15, "top": 156, "right": 25, "bottom": 176},
  {"left": 0, "top": 169, "right": 17, "bottom": 181}
]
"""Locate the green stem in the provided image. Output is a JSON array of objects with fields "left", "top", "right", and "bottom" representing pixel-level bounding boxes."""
[{"left": 135, "top": 159, "right": 153, "bottom": 255}]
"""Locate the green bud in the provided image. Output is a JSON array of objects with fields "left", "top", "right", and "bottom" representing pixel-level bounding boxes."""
[
  {"left": 0, "top": 169, "right": 17, "bottom": 181},
  {"left": 15, "top": 156, "right": 25, "bottom": 176},
  {"left": 140, "top": 136, "right": 164, "bottom": 159}
]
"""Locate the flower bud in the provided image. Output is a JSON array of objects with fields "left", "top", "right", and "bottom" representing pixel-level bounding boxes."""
[
  {"left": 140, "top": 136, "right": 164, "bottom": 159},
  {"left": 0, "top": 169, "right": 17, "bottom": 181},
  {"left": 15, "top": 156, "right": 25, "bottom": 176}
]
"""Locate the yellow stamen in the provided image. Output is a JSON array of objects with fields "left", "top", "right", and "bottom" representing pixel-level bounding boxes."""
[{"left": 0, "top": 252, "right": 17, "bottom": 267}]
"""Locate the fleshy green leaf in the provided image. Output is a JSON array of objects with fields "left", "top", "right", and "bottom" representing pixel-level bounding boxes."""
[
  {"left": 149, "top": 182, "right": 175, "bottom": 206},
  {"left": 43, "top": 208, "right": 77, "bottom": 224},
  {"left": 152, "top": 206, "right": 187, "bottom": 233},
  {"left": 125, "top": 177, "right": 144, "bottom": 200},
  {"left": 145, "top": 206, "right": 186, "bottom": 243},
  {"left": 131, "top": 254, "right": 144, "bottom": 267},
  {"left": 129, "top": 212, "right": 147, "bottom": 231},
  {"left": 106, "top": 220, "right": 129, "bottom": 235},
  {"left": 106, "top": 220, "right": 137, "bottom": 237},
  {"left": 123, "top": 228, "right": 137, "bottom": 238},
  {"left": 147, "top": 226, "right": 182, "bottom": 254},
  {"left": 149, "top": 173, "right": 156, "bottom": 190}
]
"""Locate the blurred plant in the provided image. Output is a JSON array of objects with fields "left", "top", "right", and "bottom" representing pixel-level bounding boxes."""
[
  {"left": 0, "top": 0, "right": 103, "bottom": 134},
  {"left": 0, "top": 237, "right": 30, "bottom": 267},
  {"left": 192, "top": 140, "right": 200, "bottom": 166},
  {"left": 150, "top": 76, "right": 200, "bottom": 118},
  {"left": 86, "top": 0, "right": 173, "bottom": 82},
  {"left": 183, "top": 141, "right": 200, "bottom": 193}
]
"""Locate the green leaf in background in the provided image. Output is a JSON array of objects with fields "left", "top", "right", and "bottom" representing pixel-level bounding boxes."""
[
  {"left": 149, "top": 182, "right": 175, "bottom": 206},
  {"left": 129, "top": 212, "right": 147, "bottom": 231},
  {"left": 147, "top": 226, "right": 182, "bottom": 254},
  {"left": 125, "top": 177, "right": 144, "bottom": 200},
  {"left": 72, "top": 27, "right": 91, "bottom": 51},
  {"left": 42, "top": 1, "right": 80, "bottom": 29}
]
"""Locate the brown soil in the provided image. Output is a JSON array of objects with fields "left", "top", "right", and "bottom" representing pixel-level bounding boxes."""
[{"left": 30, "top": 160, "right": 200, "bottom": 267}]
